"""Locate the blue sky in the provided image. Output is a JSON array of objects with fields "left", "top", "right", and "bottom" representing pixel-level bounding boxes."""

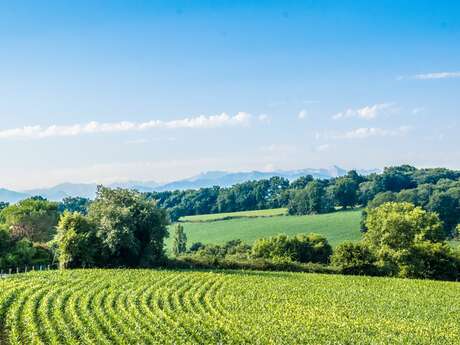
[{"left": 0, "top": 0, "right": 459, "bottom": 189}]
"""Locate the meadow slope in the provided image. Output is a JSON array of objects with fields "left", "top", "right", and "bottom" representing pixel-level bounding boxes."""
[
  {"left": 167, "top": 209, "right": 362, "bottom": 249},
  {"left": 0, "top": 269, "right": 459, "bottom": 344}
]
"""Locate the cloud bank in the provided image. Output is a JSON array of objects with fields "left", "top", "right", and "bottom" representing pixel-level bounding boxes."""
[{"left": 0, "top": 112, "right": 253, "bottom": 140}]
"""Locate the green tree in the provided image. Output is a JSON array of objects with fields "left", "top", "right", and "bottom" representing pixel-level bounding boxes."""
[
  {"left": 88, "top": 186, "right": 169, "bottom": 267},
  {"left": 290, "top": 175, "right": 314, "bottom": 190},
  {"left": 427, "top": 192, "right": 459, "bottom": 237},
  {"left": 364, "top": 202, "right": 444, "bottom": 275},
  {"left": 56, "top": 212, "right": 100, "bottom": 269},
  {"left": 333, "top": 177, "right": 358, "bottom": 209},
  {"left": 58, "top": 197, "right": 91, "bottom": 215},
  {"left": 288, "top": 181, "right": 333, "bottom": 215},
  {"left": 1, "top": 198, "right": 59, "bottom": 242},
  {"left": 172, "top": 224, "right": 187, "bottom": 256}
]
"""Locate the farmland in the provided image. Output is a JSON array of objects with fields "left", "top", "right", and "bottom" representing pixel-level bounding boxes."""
[
  {"left": 0, "top": 269, "right": 459, "bottom": 344},
  {"left": 167, "top": 209, "right": 362, "bottom": 249},
  {"left": 179, "top": 208, "right": 288, "bottom": 222}
]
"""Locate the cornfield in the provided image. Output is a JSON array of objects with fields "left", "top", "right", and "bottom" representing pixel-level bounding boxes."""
[{"left": 0, "top": 269, "right": 459, "bottom": 344}]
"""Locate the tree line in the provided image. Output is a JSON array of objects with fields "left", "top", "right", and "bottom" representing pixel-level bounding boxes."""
[{"left": 149, "top": 165, "right": 460, "bottom": 239}]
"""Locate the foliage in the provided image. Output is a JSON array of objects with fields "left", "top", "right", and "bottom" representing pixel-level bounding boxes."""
[
  {"left": 145, "top": 165, "right": 460, "bottom": 233},
  {"left": 398, "top": 241, "right": 460, "bottom": 280},
  {"left": 331, "top": 241, "right": 379, "bottom": 275},
  {"left": 58, "top": 196, "right": 91, "bottom": 215},
  {"left": 1, "top": 269, "right": 460, "bottom": 344},
  {"left": 252, "top": 233, "right": 332, "bottom": 264},
  {"left": 287, "top": 180, "right": 334, "bottom": 215},
  {"left": 189, "top": 239, "right": 252, "bottom": 260},
  {"left": 147, "top": 177, "right": 290, "bottom": 221},
  {"left": 88, "top": 186, "right": 169, "bottom": 267},
  {"left": 332, "top": 177, "right": 359, "bottom": 208},
  {"left": 55, "top": 212, "right": 100, "bottom": 269},
  {"left": 0, "top": 226, "right": 51, "bottom": 269},
  {"left": 172, "top": 224, "right": 187, "bottom": 256},
  {"left": 364, "top": 202, "right": 445, "bottom": 275},
  {"left": 0, "top": 198, "right": 59, "bottom": 242}
]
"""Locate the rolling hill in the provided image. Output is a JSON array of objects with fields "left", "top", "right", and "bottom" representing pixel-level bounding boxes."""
[{"left": 166, "top": 209, "right": 363, "bottom": 250}]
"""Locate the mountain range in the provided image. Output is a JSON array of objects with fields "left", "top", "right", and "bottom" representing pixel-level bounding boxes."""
[{"left": 0, "top": 166, "right": 379, "bottom": 203}]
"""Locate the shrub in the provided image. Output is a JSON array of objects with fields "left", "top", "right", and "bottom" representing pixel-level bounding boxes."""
[
  {"left": 252, "top": 233, "right": 332, "bottom": 264},
  {"left": 331, "top": 242, "right": 379, "bottom": 275},
  {"left": 399, "top": 242, "right": 460, "bottom": 281}
]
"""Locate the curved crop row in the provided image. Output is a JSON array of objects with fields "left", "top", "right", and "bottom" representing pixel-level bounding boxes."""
[{"left": 0, "top": 269, "right": 459, "bottom": 344}]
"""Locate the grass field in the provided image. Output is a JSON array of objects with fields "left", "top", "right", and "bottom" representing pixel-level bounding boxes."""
[
  {"left": 167, "top": 209, "right": 362, "bottom": 249},
  {"left": 180, "top": 208, "right": 288, "bottom": 222},
  {"left": 0, "top": 269, "right": 459, "bottom": 344}
]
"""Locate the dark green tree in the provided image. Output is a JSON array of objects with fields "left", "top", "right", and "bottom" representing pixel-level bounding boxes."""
[{"left": 333, "top": 177, "right": 358, "bottom": 209}]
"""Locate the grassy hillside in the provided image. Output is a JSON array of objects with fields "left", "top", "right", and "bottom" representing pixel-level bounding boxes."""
[
  {"left": 1, "top": 269, "right": 459, "bottom": 344},
  {"left": 179, "top": 208, "right": 288, "bottom": 222},
  {"left": 167, "top": 209, "right": 362, "bottom": 249}
]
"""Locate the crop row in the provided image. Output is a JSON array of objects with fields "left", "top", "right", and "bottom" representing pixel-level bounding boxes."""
[{"left": 0, "top": 269, "right": 459, "bottom": 344}]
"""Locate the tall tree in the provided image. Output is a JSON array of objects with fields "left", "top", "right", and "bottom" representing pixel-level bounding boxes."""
[
  {"left": 88, "top": 186, "right": 169, "bottom": 267},
  {"left": 172, "top": 224, "right": 187, "bottom": 256}
]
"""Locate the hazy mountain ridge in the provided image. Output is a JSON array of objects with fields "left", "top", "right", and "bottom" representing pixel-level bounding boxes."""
[{"left": 0, "top": 166, "right": 379, "bottom": 203}]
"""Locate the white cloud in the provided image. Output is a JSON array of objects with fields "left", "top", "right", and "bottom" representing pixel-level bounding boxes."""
[
  {"left": 333, "top": 103, "right": 395, "bottom": 120},
  {"left": 336, "top": 126, "right": 411, "bottom": 139},
  {"left": 317, "top": 126, "right": 411, "bottom": 140},
  {"left": 298, "top": 109, "right": 307, "bottom": 120},
  {"left": 0, "top": 112, "right": 253, "bottom": 140},
  {"left": 412, "top": 72, "right": 460, "bottom": 80}
]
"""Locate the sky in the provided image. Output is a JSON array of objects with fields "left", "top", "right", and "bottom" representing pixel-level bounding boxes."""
[{"left": 0, "top": 0, "right": 459, "bottom": 190}]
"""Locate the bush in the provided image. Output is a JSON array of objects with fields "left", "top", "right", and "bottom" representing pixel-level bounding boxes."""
[
  {"left": 0, "top": 226, "right": 52, "bottom": 269},
  {"left": 191, "top": 239, "right": 252, "bottom": 260},
  {"left": 252, "top": 233, "right": 332, "bottom": 264},
  {"left": 399, "top": 242, "right": 460, "bottom": 281},
  {"left": 331, "top": 242, "right": 379, "bottom": 275},
  {"left": 168, "top": 256, "right": 339, "bottom": 275}
]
